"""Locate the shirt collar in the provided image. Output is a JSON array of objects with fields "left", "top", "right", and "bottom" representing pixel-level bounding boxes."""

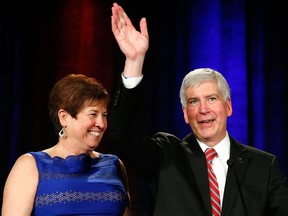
[{"left": 198, "top": 131, "right": 230, "bottom": 161}]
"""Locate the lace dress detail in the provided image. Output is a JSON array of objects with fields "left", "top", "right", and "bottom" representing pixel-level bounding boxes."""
[{"left": 29, "top": 152, "right": 127, "bottom": 216}]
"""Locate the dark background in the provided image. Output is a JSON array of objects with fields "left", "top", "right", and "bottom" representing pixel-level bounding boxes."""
[{"left": 1, "top": 0, "right": 287, "bottom": 215}]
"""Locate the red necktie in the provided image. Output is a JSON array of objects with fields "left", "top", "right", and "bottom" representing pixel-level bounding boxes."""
[{"left": 205, "top": 148, "right": 221, "bottom": 216}]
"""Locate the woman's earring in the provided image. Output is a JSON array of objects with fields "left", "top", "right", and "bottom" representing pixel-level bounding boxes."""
[{"left": 58, "top": 128, "right": 65, "bottom": 138}]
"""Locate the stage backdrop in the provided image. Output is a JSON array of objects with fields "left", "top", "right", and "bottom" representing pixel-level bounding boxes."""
[{"left": 1, "top": 0, "right": 287, "bottom": 215}]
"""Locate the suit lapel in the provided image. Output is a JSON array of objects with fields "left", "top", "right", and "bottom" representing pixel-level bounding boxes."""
[
  {"left": 183, "top": 133, "right": 212, "bottom": 215},
  {"left": 221, "top": 137, "right": 251, "bottom": 216}
]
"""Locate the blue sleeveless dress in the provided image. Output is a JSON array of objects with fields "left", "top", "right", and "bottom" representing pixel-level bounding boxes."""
[{"left": 29, "top": 151, "right": 128, "bottom": 216}]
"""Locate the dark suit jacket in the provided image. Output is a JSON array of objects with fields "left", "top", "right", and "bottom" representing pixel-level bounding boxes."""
[{"left": 109, "top": 78, "right": 288, "bottom": 216}]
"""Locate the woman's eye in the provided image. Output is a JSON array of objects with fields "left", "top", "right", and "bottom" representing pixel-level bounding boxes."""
[{"left": 89, "top": 113, "right": 97, "bottom": 118}]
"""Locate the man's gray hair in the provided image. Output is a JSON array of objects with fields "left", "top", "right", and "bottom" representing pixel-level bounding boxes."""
[{"left": 179, "top": 68, "right": 231, "bottom": 108}]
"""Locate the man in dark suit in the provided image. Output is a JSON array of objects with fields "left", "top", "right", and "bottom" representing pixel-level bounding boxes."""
[{"left": 110, "top": 3, "right": 288, "bottom": 216}]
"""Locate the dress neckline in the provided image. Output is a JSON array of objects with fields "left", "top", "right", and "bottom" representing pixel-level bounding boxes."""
[{"left": 40, "top": 151, "right": 102, "bottom": 161}]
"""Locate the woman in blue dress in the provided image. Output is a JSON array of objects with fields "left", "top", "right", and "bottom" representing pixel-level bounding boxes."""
[
  {"left": 2, "top": 72, "right": 131, "bottom": 216},
  {"left": 2, "top": 3, "right": 141, "bottom": 212}
]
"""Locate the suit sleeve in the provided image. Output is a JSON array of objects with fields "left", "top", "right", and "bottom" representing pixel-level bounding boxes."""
[
  {"left": 268, "top": 156, "right": 288, "bottom": 216},
  {"left": 108, "top": 77, "right": 160, "bottom": 180}
]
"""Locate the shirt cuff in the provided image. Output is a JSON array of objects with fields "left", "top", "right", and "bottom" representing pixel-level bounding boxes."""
[{"left": 121, "top": 73, "right": 143, "bottom": 89}]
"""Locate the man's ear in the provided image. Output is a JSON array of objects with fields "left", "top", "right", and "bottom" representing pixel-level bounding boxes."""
[
  {"left": 182, "top": 107, "right": 189, "bottom": 124},
  {"left": 226, "top": 98, "right": 233, "bottom": 117}
]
